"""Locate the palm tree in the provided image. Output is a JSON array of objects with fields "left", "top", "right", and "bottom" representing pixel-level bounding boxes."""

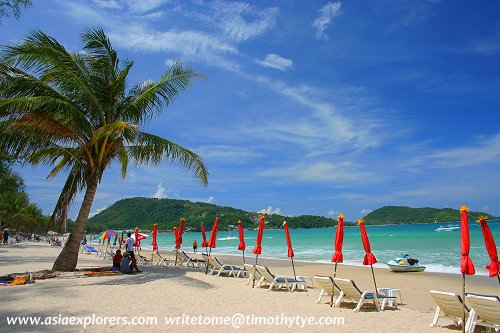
[{"left": 0, "top": 27, "right": 209, "bottom": 271}]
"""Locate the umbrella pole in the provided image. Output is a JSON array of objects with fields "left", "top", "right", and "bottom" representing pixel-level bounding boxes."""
[
  {"left": 291, "top": 257, "right": 296, "bottom": 279},
  {"left": 370, "top": 264, "right": 380, "bottom": 311},
  {"left": 175, "top": 249, "right": 178, "bottom": 266},
  {"left": 252, "top": 255, "right": 259, "bottom": 288},
  {"left": 462, "top": 273, "right": 466, "bottom": 333},
  {"left": 330, "top": 262, "right": 338, "bottom": 307},
  {"left": 205, "top": 248, "right": 212, "bottom": 275},
  {"left": 497, "top": 273, "right": 500, "bottom": 286},
  {"left": 242, "top": 250, "right": 245, "bottom": 265}
]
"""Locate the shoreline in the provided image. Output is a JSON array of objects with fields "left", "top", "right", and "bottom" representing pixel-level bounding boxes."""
[{"left": 1, "top": 242, "right": 498, "bottom": 332}]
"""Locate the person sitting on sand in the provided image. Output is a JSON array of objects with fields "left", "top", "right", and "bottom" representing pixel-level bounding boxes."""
[
  {"left": 124, "top": 232, "right": 142, "bottom": 273},
  {"left": 112, "top": 250, "right": 123, "bottom": 271},
  {"left": 120, "top": 253, "right": 132, "bottom": 273}
]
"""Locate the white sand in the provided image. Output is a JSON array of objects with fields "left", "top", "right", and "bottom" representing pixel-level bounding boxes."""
[{"left": 0, "top": 243, "right": 497, "bottom": 333}]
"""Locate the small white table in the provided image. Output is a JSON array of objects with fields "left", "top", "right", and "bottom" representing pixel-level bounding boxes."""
[{"left": 378, "top": 288, "right": 402, "bottom": 308}]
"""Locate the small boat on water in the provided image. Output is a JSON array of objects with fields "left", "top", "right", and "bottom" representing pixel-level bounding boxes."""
[
  {"left": 435, "top": 224, "right": 460, "bottom": 232},
  {"left": 387, "top": 254, "right": 426, "bottom": 272}
]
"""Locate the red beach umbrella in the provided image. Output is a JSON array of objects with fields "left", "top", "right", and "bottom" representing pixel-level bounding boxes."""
[
  {"left": 283, "top": 221, "right": 296, "bottom": 278},
  {"left": 460, "top": 206, "right": 475, "bottom": 275},
  {"left": 207, "top": 216, "right": 219, "bottom": 249},
  {"left": 173, "top": 227, "right": 181, "bottom": 265},
  {"left": 179, "top": 218, "right": 185, "bottom": 235},
  {"left": 252, "top": 216, "right": 265, "bottom": 287},
  {"left": 237, "top": 220, "right": 246, "bottom": 264},
  {"left": 331, "top": 213, "right": 344, "bottom": 264},
  {"left": 205, "top": 217, "right": 219, "bottom": 274},
  {"left": 330, "top": 213, "right": 344, "bottom": 307},
  {"left": 152, "top": 224, "right": 158, "bottom": 251},
  {"left": 201, "top": 223, "right": 208, "bottom": 248},
  {"left": 358, "top": 218, "right": 380, "bottom": 310},
  {"left": 476, "top": 215, "right": 500, "bottom": 283},
  {"left": 134, "top": 228, "right": 140, "bottom": 248},
  {"left": 459, "top": 205, "right": 475, "bottom": 333}
]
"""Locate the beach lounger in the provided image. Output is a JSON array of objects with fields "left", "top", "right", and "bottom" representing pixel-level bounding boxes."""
[
  {"left": 429, "top": 290, "right": 470, "bottom": 330},
  {"left": 333, "top": 278, "right": 397, "bottom": 312},
  {"left": 151, "top": 251, "right": 170, "bottom": 266},
  {"left": 254, "top": 265, "right": 307, "bottom": 292},
  {"left": 313, "top": 275, "right": 343, "bottom": 304},
  {"left": 207, "top": 256, "right": 249, "bottom": 277},
  {"left": 243, "top": 264, "right": 262, "bottom": 286},
  {"left": 465, "top": 293, "right": 500, "bottom": 333},
  {"left": 178, "top": 251, "right": 206, "bottom": 267},
  {"left": 83, "top": 246, "right": 98, "bottom": 255}
]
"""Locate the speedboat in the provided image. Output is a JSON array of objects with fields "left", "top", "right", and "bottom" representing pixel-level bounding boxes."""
[
  {"left": 387, "top": 254, "right": 426, "bottom": 272},
  {"left": 435, "top": 224, "right": 460, "bottom": 232}
]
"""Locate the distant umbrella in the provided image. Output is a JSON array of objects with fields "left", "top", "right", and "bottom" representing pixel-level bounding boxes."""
[
  {"left": 283, "top": 221, "right": 296, "bottom": 279},
  {"left": 152, "top": 224, "right": 158, "bottom": 251},
  {"left": 460, "top": 205, "right": 475, "bottom": 333},
  {"left": 173, "top": 227, "right": 181, "bottom": 265},
  {"left": 134, "top": 228, "right": 140, "bottom": 248},
  {"left": 201, "top": 223, "right": 208, "bottom": 248},
  {"left": 205, "top": 216, "right": 220, "bottom": 274},
  {"left": 330, "top": 213, "right": 344, "bottom": 307},
  {"left": 252, "top": 216, "right": 265, "bottom": 287},
  {"left": 358, "top": 218, "right": 380, "bottom": 311},
  {"left": 179, "top": 218, "right": 185, "bottom": 247},
  {"left": 96, "top": 230, "right": 117, "bottom": 241},
  {"left": 237, "top": 220, "right": 246, "bottom": 264},
  {"left": 476, "top": 215, "right": 500, "bottom": 284}
]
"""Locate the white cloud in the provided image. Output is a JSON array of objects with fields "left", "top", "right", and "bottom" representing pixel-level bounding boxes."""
[
  {"left": 255, "top": 54, "right": 293, "bottom": 71},
  {"left": 258, "top": 206, "right": 282, "bottom": 215},
  {"left": 89, "top": 206, "right": 109, "bottom": 218},
  {"left": 328, "top": 209, "right": 339, "bottom": 216},
  {"left": 207, "top": 196, "right": 214, "bottom": 203},
  {"left": 312, "top": 2, "right": 342, "bottom": 41},
  {"left": 193, "top": 145, "right": 262, "bottom": 163},
  {"left": 91, "top": 0, "right": 123, "bottom": 10},
  {"left": 152, "top": 183, "right": 167, "bottom": 199},
  {"left": 412, "top": 133, "right": 500, "bottom": 169},
  {"left": 256, "top": 161, "right": 379, "bottom": 185},
  {"left": 125, "top": 0, "right": 170, "bottom": 13},
  {"left": 360, "top": 208, "right": 373, "bottom": 215},
  {"left": 208, "top": 1, "right": 279, "bottom": 41}
]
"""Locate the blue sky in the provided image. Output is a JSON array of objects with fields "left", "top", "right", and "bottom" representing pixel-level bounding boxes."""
[{"left": 3, "top": 0, "right": 500, "bottom": 220}]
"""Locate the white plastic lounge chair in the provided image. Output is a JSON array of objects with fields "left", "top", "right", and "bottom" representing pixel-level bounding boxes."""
[
  {"left": 430, "top": 290, "right": 470, "bottom": 329},
  {"left": 465, "top": 293, "right": 500, "bottom": 333},
  {"left": 333, "top": 278, "right": 397, "bottom": 312},
  {"left": 178, "top": 251, "right": 206, "bottom": 267},
  {"left": 244, "top": 264, "right": 262, "bottom": 286},
  {"left": 313, "top": 275, "right": 343, "bottom": 304},
  {"left": 207, "top": 256, "right": 249, "bottom": 277},
  {"left": 254, "top": 265, "right": 307, "bottom": 292},
  {"left": 150, "top": 251, "right": 170, "bottom": 266}
]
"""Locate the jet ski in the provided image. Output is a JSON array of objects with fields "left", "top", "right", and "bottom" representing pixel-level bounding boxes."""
[{"left": 387, "top": 254, "right": 426, "bottom": 272}]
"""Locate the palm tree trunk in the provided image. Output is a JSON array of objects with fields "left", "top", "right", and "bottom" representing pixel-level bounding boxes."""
[{"left": 52, "top": 177, "right": 99, "bottom": 271}]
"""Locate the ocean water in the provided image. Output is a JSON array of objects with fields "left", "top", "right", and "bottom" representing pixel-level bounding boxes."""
[{"left": 91, "top": 221, "right": 500, "bottom": 276}]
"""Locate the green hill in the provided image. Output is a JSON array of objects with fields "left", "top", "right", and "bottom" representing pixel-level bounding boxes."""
[
  {"left": 86, "top": 197, "right": 337, "bottom": 232},
  {"left": 362, "top": 206, "right": 497, "bottom": 225}
]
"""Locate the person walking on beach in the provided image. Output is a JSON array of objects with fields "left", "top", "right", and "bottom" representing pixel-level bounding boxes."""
[
  {"left": 193, "top": 240, "right": 198, "bottom": 253},
  {"left": 125, "top": 232, "right": 142, "bottom": 273}
]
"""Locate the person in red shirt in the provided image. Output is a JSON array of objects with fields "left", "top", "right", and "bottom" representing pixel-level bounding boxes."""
[{"left": 112, "top": 250, "right": 123, "bottom": 271}]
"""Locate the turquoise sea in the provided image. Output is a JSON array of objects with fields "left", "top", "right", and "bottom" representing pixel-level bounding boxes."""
[{"left": 91, "top": 221, "right": 500, "bottom": 276}]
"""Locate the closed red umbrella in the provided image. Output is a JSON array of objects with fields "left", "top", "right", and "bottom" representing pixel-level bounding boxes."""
[
  {"left": 330, "top": 213, "right": 344, "bottom": 307},
  {"left": 201, "top": 223, "right": 208, "bottom": 248},
  {"left": 460, "top": 206, "right": 475, "bottom": 275},
  {"left": 252, "top": 216, "right": 265, "bottom": 287},
  {"left": 253, "top": 216, "right": 265, "bottom": 255},
  {"left": 460, "top": 205, "right": 475, "bottom": 333},
  {"left": 134, "top": 228, "right": 140, "bottom": 248},
  {"left": 331, "top": 213, "right": 344, "bottom": 263},
  {"left": 476, "top": 215, "right": 500, "bottom": 283},
  {"left": 178, "top": 218, "right": 185, "bottom": 248},
  {"left": 152, "top": 224, "right": 158, "bottom": 251},
  {"left": 173, "top": 227, "right": 181, "bottom": 265},
  {"left": 358, "top": 218, "right": 379, "bottom": 310},
  {"left": 205, "top": 217, "right": 219, "bottom": 274},
  {"left": 237, "top": 220, "right": 246, "bottom": 264},
  {"left": 283, "top": 221, "right": 296, "bottom": 278}
]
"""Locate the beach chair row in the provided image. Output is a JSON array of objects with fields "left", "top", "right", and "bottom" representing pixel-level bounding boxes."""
[{"left": 430, "top": 290, "right": 500, "bottom": 333}]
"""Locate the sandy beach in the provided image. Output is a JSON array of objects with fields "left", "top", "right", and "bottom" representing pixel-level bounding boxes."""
[{"left": 0, "top": 242, "right": 498, "bottom": 333}]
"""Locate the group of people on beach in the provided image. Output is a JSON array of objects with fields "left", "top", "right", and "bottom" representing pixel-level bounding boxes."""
[{"left": 111, "top": 232, "right": 142, "bottom": 273}]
